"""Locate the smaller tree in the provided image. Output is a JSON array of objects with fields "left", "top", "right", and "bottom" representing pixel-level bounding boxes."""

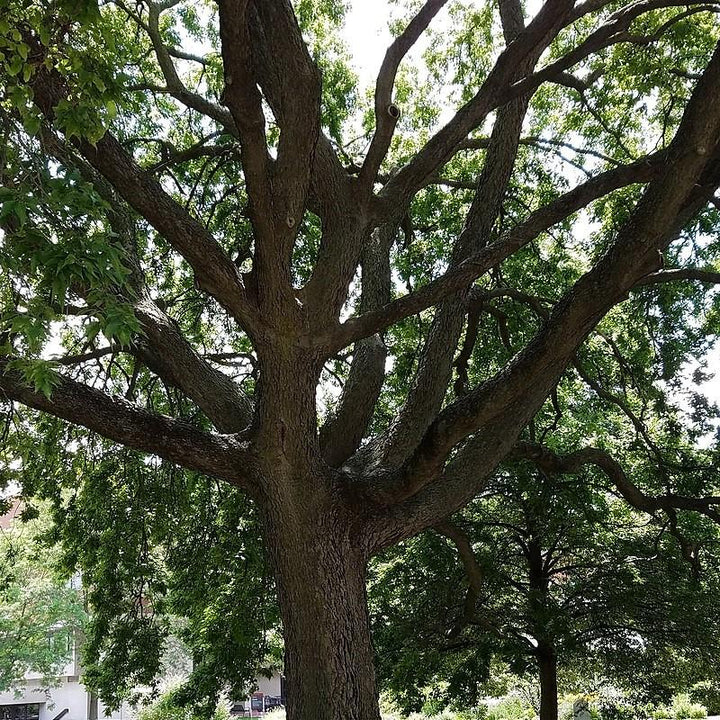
[
  {"left": 370, "top": 464, "right": 720, "bottom": 720},
  {"left": 0, "top": 502, "right": 86, "bottom": 692},
  {"left": 4, "top": 425, "right": 281, "bottom": 711}
]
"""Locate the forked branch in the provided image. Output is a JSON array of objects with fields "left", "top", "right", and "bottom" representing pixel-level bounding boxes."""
[{"left": 512, "top": 441, "right": 720, "bottom": 523}]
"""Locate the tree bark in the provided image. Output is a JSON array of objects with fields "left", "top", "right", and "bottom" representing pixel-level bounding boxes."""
[
  {"left": 263, "top": 501, "right": 380, "bottom": 720},
  {"left": 537, "top": 644, "right": 559, "bottom": 720}
]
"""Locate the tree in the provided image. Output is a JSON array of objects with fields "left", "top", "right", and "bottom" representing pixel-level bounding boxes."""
[
  {"left": 2, "top": 1, "right": 720, "bottom": 718},
  {"left": 370, "top": 465, "right": 720, "bottom": 720},
  {"left": 0, "top": 504, "right": 86, "bottom": 692}
]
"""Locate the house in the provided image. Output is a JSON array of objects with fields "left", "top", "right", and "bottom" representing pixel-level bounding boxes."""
[
  {"left": 229, "top": 674, "right": 285, "bottom": 716},
  {"left": 0, "top": 655, "right": 130, "bottom": 720},
  {"left": 0, "top": 668, "right": 285, "bottom": 720}
]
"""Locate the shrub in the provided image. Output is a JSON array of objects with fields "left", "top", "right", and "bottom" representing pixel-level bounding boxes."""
[
  {"left": 690, "top": 682, "right": 720, "bottom": 716},
  {"left": 559, "top": 694, "right": 601, "bottom": 720},
  {"left": 668, "top": 693, "right": 706, "bottom": 719},
  {"left": 264, "top": 710, "right": 286, "bottom": 720},
  {"left": 485, "top": 696, "right": 535, "bottom": 720},
  {"left": 137, "top": 690, "right": 230, "bottom": 720},
  {"left": 595, "top": 687, "right": 638, "bottom": 720}
]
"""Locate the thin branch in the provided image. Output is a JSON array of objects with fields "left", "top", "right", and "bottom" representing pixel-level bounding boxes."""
[
  {"left": 29, "top": 61, "right": 257, "bottom": 335},
  {"left": 635, "top": 267, "right": 720, "bottom": 286},
  {"left": 375, "top": 0, "right": 575, "bottom": 217},
  {"left": 331, "top": 150, "right": 666, "bottom": 351},
  {"left": 359, "top": 0, "right": 451, "bottom": 191},
  {"left": 511, "top": 442, "right": 720, "bottom": 523}
]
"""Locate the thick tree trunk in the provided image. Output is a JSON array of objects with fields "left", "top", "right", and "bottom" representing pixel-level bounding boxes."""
[
  {"left": 264, "top": 502, "right": 381, "bottom": 720},
  {"left": 537, "top": 644, "right": 559, "bottom": 720}
]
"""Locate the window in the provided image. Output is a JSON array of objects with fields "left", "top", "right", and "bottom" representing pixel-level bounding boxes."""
[{"left": 0, "top": 705, "right": 41, "bottom": 720}]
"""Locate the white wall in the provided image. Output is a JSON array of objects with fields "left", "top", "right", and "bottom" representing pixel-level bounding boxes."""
[
  {"left": 0, "top": 677, "right": 133, "bottom": 720},
  {"left": 233, "top": 673, "right": 284, "bottom": 712},
  {"left": 256, "top": 674, "right": 282, "bottom": 697},
  {"left": 0, "top": 676, "right": 89, "bottom": 720}
]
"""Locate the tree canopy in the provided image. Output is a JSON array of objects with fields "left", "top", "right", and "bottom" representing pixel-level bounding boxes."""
[
  {"left": 1, "top": 1, "right": 720, "bottom": 719},
  {"left": 370, "top": 464, "right": 720, "bottom": 718}
]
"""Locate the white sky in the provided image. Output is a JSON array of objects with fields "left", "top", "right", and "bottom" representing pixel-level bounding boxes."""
[{"left": 342, "top": 0, "right": 393, "bottom": 88}]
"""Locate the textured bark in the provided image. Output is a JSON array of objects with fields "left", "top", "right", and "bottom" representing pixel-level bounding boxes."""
[
  {"left": 527, "top": 536, "right": 559, "bottom": 720},
  {"left": 5, "top": 6, "right": 720, "bottom": 720},
  {"left": 264, "top": 493, "right": 380, "bottom": 720}
]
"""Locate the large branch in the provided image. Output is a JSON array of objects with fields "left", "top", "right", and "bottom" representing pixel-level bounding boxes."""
[
  {"left": 359, "top": 0, "right": 451, "bottom": 191},
  {"left": 512, "top": 442, "right": 720, "bottom": 523},
  {"left": 248, "top": 1, "right": 322, "bottom": 219},
  {"left": 228, "top": 0, "right": 348, "bottom": 320},
  {"left": 361, "top": 14, "right": 534, "bottom": 470},
  {"left": 134, "top": 299, "right": 253, "bottom": 433},
  {"left": 217, "top": 0, "right": 295, "bottom": 309},
  {"left": 28, "top": 59, "right": 258, "bottom": 336},
  {"left": 331, "top": 150, "right": 667, "bottom": 352},
  {"left": 360, "top": 40, "right": 720, "bottom": 545},
  {"left": 37, "top": 126, "right": 255, "bottom": 433},
  {"left": 246, "top": 0, "right": 343, "bottom": 218},
  {"left": 245, "top": 0, "right": 361, "bottom": 326},
  {"left": 319, "top": 226, "right": 393, "bottom": 466},
  {"left": 0, "top": 362, "right": 257, "bottom": 490}
]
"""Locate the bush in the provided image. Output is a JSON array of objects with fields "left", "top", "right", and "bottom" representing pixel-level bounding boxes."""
[
  {"left": 137, "top": 690, "right": 231, "bottom": 720},
  {"left": 690, "top": 682, "right": 720, "bottom": 716},
  {"left": 559, "top": 694, "right": 601, "bottom": 720},
  {"left": 668, "top": 693, "right": 706, "bottom": 719},
  {"left": 485, "top": 697, "right": 535, "bottom": 720},
  {"left": 594, "top": 686, "right": 659, "bottom": 720},
  {"left": 596, "top": 687, "right": 640, "bottom": 720}
]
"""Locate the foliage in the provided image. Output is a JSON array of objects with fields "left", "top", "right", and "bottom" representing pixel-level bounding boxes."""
[
  {"left": 370, "top": 463, "right": 720, "bottom": 714},
  {"left": 0, "top": 506, "right": 86, "bottom": 692},
  {"left": 666, "top": 694, "right": 707, "bottom": 720},
  {"left": 1, "top": 0, "right": 720, "bottom": 716},
  {"left": 689, "top": 682, "right": 720, "bottom": 716},
  {"left": 1, "top": 424, "right": 280, "bottom": 710},
  {"left": 137, "top": 688, "right": 231, "bottom": 720}
]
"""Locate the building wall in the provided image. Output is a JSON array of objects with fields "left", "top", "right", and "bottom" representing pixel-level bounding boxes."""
[
  {"left": 1, "top": 672, "right": 285, "bottom": 719},
  {"left": 0, "top": 676, "right": 132, "bottom": 720},
  {"left": 0, "top": 677, "right": 90, "bottom": 720},
  {"left": 256, "top": 674, "right": 282, "bottom": 697}
]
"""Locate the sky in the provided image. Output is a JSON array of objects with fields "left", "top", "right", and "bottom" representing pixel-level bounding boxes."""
[{"left": 342, "top": 0, "right": 393, "bottom": 88}]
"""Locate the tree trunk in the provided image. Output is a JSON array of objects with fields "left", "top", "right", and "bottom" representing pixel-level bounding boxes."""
[
  {"left": 537, "top": 644, "right": 559, "bottom": 720},
  {"left": 264, "top": 502, "right": 381, "bottom": 720}
]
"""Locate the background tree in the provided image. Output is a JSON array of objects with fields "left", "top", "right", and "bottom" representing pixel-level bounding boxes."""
[
  {"left": 0, "top": 503, "right": 86, "bottom": 692},
  {"left": 1, "top": 419, "right": 278, "bottom": 710},
  {"left": 370, "top": 464, "right": 720, "bottom": 720},
  {"left": 2, "top": 1, "right": 720, "bottom": 719}
]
